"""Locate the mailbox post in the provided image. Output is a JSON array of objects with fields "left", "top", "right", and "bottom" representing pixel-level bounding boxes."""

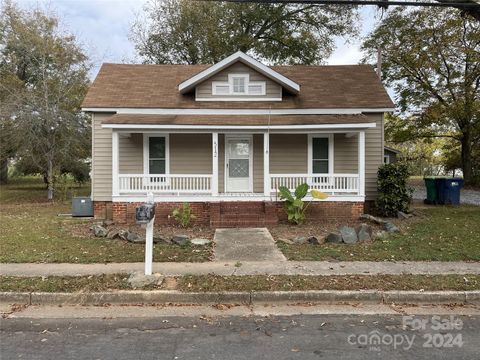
[{"left": 135, "top": 193, "right": 156, "bottom": 275}]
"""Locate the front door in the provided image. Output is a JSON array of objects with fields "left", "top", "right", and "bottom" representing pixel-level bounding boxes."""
[{"left": 225, "top": 136, "right": 252, "bottom": 192}]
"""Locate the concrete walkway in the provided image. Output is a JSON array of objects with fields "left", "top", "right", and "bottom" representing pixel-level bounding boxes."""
[
  {"left": 213, "top": 228, "right": 286, "bottom": 262},
  {"left": 2, "top": 261, "right": 479, "bottom": 277}
]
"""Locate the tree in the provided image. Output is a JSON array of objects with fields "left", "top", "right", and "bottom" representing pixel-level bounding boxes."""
[
  {"left": 362, "top": 8, "right": 480, "bottom": 184},
  {"left": 131, "top": 0, "right": 358, "bottom": 65},
  {"left": 0, "top": 2, "right": 91, "bottom": 199}
]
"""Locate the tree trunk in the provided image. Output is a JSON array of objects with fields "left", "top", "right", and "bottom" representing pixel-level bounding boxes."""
[
  {"left": 47, "top": 159, "right": 54, "bottom": 200},
  {"left": 460, "top": 129, "right": 473, "bottom": 184},
  {"left": 0, "top": 158, "right": 7, "bottom": 184}
]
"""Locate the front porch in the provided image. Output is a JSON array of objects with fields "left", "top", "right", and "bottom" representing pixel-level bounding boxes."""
[{"left": 111, "top": 131, "right": 366, "bottom": 203}]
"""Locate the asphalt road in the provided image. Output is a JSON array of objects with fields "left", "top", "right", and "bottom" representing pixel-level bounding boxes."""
[{"left": 1, "top": 314, "right": 479, "bottom": 360}]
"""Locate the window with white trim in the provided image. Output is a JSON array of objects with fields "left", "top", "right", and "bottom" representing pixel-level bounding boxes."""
[
  {"left": 232, "top": 76, "right": 246, "bottom": 94},
  {"left": 148, "top": 137, "right": 166, "bottom": 174},
  {"left": 211, "top": 73, "right": 266, "bottom": 96},
  {"left": 312, "top": 137, "right": 330, "bottom": 173}
]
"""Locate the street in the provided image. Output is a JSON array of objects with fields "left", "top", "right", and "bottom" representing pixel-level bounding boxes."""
[{"left": 1, "top": 306, "right": 479, "bottom": 359}]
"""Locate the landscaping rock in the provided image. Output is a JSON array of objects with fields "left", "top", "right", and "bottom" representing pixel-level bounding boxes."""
[
  {"left": 277, "top": 238, "right": 294, "bottom": 245},
  {"left": 127, "top": 272, "right": 164, "bottom": 289},
  {"left": 127, "top": 231, "right": 145, "bottom": 243},
  {"left": 118, "top": 230, "right": 129, "bottom": 241},
  {"left": 373, "top": 230, "right": 387, "bottom": 240},
  {"left": 106, "top": 229, "right": 120, "bottom": 239},
  {"left": 384, "top": 222, "right": 400, "bottom": 233},
  {"left": 359, "top": 214, "right": 387, "bottom": 225},
  {"left": 339, "top": 225, "right": 358, "bottom": 244},
  {"left": 307, "top": 236, "right": 320, "bottom": 245},
  {"left": 172, "top": 235, "right": 190, "bottom": 246},
  {"left": 397, "top": 211, "right": 413, "bottom": 220},
  {"left": 103, "top": 220, "right": 115, "bottom": 227},
  {"left": 292, "top": 236, "right": 308, "bottom": 245},
  {"left": 92, "top": 225, "right": 108, "bottom": 238},
  {"left": 153, "top": 235, "right": 170, "bottom": 244},
  {"left": 356, "top": 223, "right": 372, "bottom": 242},
  {"left": 190, "top": 238, "right": 211, "bottom": 246},
  {"left": 325, "top": 232, "right": 342, "bottom": 244}
]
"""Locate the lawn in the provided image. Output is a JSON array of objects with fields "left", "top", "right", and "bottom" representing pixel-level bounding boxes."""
[
  {"left": 2, "top": 274, "right": 478, "bottom": 292},
  {"left": 276, "top": 205, "right": 480, "bottom": 261},
  {"left": 0, "top": 177, "right": 212, "bottom": 263}
]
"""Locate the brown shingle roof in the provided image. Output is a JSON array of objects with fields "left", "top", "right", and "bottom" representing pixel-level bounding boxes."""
[
  {"left": 82, "top": 63, "right": 393, "bottom": 109},
  {"left": 102, "top": 114, "right": 371, "bottom": 126}
]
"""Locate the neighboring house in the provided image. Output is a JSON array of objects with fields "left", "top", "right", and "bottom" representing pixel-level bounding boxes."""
[
  {"left": 384, "top": 146, "right": 401, "bottom": 164},
  {"left": 82, "top": 51, "right": 394, "bottom": 227}
]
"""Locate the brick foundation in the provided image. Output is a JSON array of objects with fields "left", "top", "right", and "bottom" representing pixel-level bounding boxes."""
[{"left": 93, "top": 200, "right": 364, "bottom": 227}]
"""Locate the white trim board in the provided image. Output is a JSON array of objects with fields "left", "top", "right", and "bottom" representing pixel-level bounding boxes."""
[
  {"left": 83, "top": 107, "right": 394, "bottom": 115},
  {"left": 178, "top": 51, "right": 300, "bottom": 94},
  {"left": 102, "top": 123, "right": 377, "bottom": 130}
]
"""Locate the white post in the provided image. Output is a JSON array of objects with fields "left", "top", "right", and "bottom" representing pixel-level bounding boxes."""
[
  {"left": 358, "top": 131, "right": 365, "bottom": 197},
  {"left": 112, "top": 131, "right": 119, "bottom": 196},
  {"left": 144, "top": 216, "right": 154, "bottom": 275},
  {"left": 263, "top": 132, "right": 270, "bottom": 196},
  {"left": 212, "top": 132, "right": 218, "bottom": 196}
]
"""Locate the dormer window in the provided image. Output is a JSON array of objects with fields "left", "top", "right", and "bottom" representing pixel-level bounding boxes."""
[
  {"left": 232, "top": 75, "right": 246, "bottom": 94},
  {"left": 212, "top": 73, "right": 266, "bottom": 96}
]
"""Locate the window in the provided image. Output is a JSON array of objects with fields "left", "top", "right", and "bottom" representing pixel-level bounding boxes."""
[
  {"left": 309, "top": 135, "right": 333, "bottom": 175},
  {"left": 210, "top": 74, "right": 266, "bottom": 97},
  {"left": 248, "top": 82, "right": 265, "bottom": 95},
  {"left": 144, "top": 135, "right": 169, "bottom": 175},
  {"left": 149, "top": 137, "right": 166, "bottom": 174},
  {"left": 232, "top": 76, "right": 246, "bottom": 94},
  {"left": 212, "top": 83, "right": 230, "bottom": 95},
  {"left": 384, "top": 154, "right": 390, "bottom": 164},
  {"left": 312, "top": 138, "right": 329, "bottom": 173}
]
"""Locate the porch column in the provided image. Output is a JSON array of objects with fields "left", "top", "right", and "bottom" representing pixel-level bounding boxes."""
[
  {"left": 112, "top": 131, "right": 119, "bottom": 196},
  {"left": 212, "top": 132, "right": 218, "bottom": 196},
  {"left": 263, "top": 132, "right": 270, "bottom": 196},
  {"left": 358, "top": 131, "right": 365, "bottom": 197}
]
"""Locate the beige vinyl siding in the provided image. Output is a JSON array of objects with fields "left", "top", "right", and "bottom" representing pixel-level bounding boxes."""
[
  {"left": 334, "top": 133, "right": 358, "bottom": 173},
  {"left": 170, "top": 134, "right": 212, "bottom": 174},
  {"left": 119, "top": 133, "right": 143, "bottom": 174},
  {"left": 364, "top": 113, "right": 383, "bottom": 200},
  {"left": 92, "top": 112, "right": 114, "bottom": 201},
  {"left": 253, "top": 134, "right": 264, "bottom": 193},
  {"left": 269, "top": 134, "right": 308, "bottom": 174},
  {"left": 195, "top": 62, "right": 282, "bottom": 100}
]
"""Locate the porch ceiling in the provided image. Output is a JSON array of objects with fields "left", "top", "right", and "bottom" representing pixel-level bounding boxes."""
[{"left": 102, "top": 114, "right": 372, "bottom": 127}]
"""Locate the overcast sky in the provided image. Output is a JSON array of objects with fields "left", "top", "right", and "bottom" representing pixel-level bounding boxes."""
[{"left": 17, "top": 0, "right": 384, "bottom": 78}]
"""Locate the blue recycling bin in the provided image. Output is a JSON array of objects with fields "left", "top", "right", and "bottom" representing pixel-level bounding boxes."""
[{"left": 435, "top": 178, "right": 464, "bottom": 205}]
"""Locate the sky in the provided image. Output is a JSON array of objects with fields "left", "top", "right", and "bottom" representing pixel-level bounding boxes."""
[{"left": 16, "top": 0, "right": 385, "bottom": 79}]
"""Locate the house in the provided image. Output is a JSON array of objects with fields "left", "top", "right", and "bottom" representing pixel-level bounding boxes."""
[
  {"left": 384, "top": 146, "right": 401, "bottom": 164},
  {"left": 81, "top": 51, "right": 394, "bottom": 227}
]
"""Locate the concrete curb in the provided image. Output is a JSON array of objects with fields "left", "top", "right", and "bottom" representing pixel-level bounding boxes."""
[{"left": 2, "top": 290, "right": 480, "bottom": 306}]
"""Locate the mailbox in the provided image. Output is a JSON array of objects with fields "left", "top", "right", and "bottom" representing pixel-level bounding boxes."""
[{"left": 135, "top": 203, "right": 155, "bottom": 224}]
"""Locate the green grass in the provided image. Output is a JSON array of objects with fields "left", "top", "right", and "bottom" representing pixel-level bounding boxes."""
[
  {"left": 2, "top": 274, "right": 478, "bottom": 293},
  {"left": 0, "top": 176, "right": 212, "bottom": 263},
  {"left": 178, "top": 274, "right": 480, "bottom": 292},
  {"left": 278, "top": 206, "right": 480, "bottom": 261},
  {"left": 0, "top": 274, "right": 133, "bottom": 292}
]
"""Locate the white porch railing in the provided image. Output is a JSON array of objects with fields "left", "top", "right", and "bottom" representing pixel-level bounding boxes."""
[
  {"left": 270, "top": 174, "right": 360, "bottom": 195},
  {"left": 118, "top": 174, "right": 212, "bottom": 194}
]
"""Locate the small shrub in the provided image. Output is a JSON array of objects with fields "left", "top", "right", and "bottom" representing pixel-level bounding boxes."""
[
  {"left": 278, "top": 183, "right": 327, "bottom": 225},
  {"left": 376, "top": 162, "right": 413, "bottom": 217},
  {"left": 172, "top": 202, "right": 196, "bottom": 227}
]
